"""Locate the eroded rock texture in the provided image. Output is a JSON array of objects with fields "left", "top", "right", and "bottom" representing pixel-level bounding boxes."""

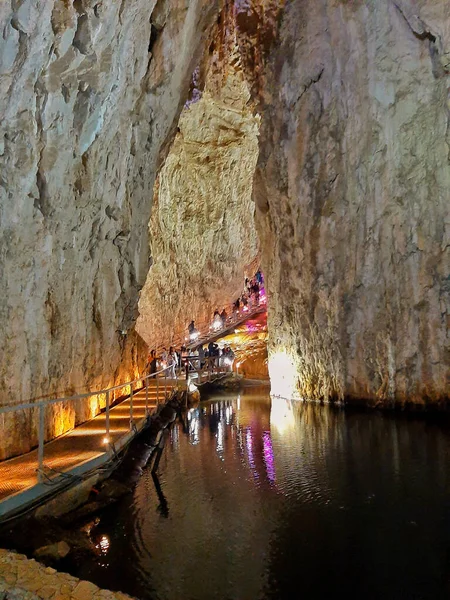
[
  {"left": 252, "top": 0, "right": 449, "bottom": 405},
  {"left": 0, "top": 0, "right": 219, "bottom": 458},
  {"left": 137, "top": 50, "right": 260, "bottom": 349}
]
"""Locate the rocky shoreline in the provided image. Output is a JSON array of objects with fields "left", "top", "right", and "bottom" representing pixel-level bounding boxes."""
[{"left": 0, "top": 549, "right": 133, "bottom": 600}]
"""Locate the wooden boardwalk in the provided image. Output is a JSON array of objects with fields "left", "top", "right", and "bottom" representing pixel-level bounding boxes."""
[
  {"left": 0, "top": 379, "right": 177, "bottom": 519},
  {"left": 0, "top": 304, "right": 267, "bottom": 520}
]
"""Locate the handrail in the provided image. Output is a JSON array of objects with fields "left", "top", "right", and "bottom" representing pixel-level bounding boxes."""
[
  {"left": 0, "top": 364, "right": 176, "bottom": 484},
  {"left": 0, "top": 365, "right": 172, "bottom": 415},
  {"left": 0, "top": 300, "right": 265, "bottom": 486}
]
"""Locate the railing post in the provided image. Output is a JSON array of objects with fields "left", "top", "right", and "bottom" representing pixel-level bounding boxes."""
[
  {"left": 156, "top": 375, "right": 159, "bottom": 405},
  {"left": 145, "top": 377, "right": 149, "bottom": 416},
  {"left": 164, "top": 370, "right": 167, "bottom": 399},
  {"left": 129, "top": 386, "right": 133, "bottom": 430},
  {"left": 37, "top": 403, "right": 45, "bottom": 483},
  {"left": 105, "top": 390, "right": 110, "bottom": 440}
]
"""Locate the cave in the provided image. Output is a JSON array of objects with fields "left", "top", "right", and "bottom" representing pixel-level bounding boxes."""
[
  {"left": 0, "top": 0, "right": 449, "bottom": 597},
  {"left": 1, "top": 0, "right": 445, "bottom": 455}
]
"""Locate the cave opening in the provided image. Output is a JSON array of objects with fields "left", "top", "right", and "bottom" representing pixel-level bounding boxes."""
[{"left": 136, "top": 23, "right": 269, "bottom": 380}]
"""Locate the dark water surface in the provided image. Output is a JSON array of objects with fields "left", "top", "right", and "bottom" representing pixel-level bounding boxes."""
[{"left": 75, "top": 389, "right": 450, "bottom": 600}]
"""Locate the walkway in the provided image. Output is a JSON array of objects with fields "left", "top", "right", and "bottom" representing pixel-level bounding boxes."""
[
  {"left": 186, "top": 303, "right": 266, "bottom": 350},
  {"left": 0, "top": 377, "right": 176, "bottom": 519},
  {"left": 0, "top": 303, "right": 267, "bottom": 520}
]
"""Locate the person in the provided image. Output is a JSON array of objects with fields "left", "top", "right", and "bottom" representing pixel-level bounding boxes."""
[
  {"left": 252, "top": 281, "right": 260, "bottom": 305},
  {"left": 147, "top": 349, "right": 157, "bottom": 375},
  {"left": 256, "top": 269, "right": 263, "bottom": 285},
  {"left": 169, "top": 346, "right": 179, "bottom": 377},
  {"left": 234, "top": 298, "right": 240, "bottom": 316},
  {"left": 223, "top": 346, "right": 235, "bottom": 370},
  {"left": 167, "top": 346, "right": 177, "bottom": 378},
  {"left": 208, "top": 341, "right": 219, "bottom": 371},
  {"left": 188, "top": 321, "right": 195, "bottom": 335},
  {"left": 198, "top": 345, "right": 205, "bottom": 369},
  {"left": 160, "top": 347, "right": 168, "bottom": 368},
  {"left": 212, "top": 310, "right": 222, "bottom": 331},
  {"left": 220, "top": 308, "right": 227, "bottom": 327}
]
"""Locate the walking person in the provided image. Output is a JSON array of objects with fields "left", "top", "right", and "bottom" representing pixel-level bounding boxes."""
[
  {"left": 147, "top": 349, "right": 157, "bottom": 375},
  {"left": 167, "top": 346, "right": 177, "bottom": 378}
]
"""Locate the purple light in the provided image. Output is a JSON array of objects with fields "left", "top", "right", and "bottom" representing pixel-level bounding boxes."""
[{"left": 263, "top": 431, "right": 276, "bottom": 484}]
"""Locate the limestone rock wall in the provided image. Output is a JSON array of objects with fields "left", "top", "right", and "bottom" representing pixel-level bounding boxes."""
[
  {"left": 0, "top": 0, "right": 219, "bottom": 459},
  {"left": 137, "top": 53, "right": 260, "bottom": 349},
  {"left": 252, "top": 0, "right": 449, "bottom": 405}
]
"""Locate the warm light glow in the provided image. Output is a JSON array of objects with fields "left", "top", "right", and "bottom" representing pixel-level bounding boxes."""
[
  {"left": 212, "top": 319, "right": 222, "bottom": 331},
  {"left": 102, "top": 436, "right": 110, "bottom": 445},
  {"left": 188, "top": 380, "right": 198, "bottom": 393},
  {"left": 97, "top": 534, "right": 110, "bottom": 554},
  {"left": 268, "top": 349, "right": 298, "bottom": 399},
  {"left": 270, "top": 396, "right": 296, "bottom": 434}
]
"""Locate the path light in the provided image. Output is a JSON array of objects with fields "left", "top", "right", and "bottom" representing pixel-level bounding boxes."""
[{"left": 102, "top": 436, "right": 110, "bottom": 445}]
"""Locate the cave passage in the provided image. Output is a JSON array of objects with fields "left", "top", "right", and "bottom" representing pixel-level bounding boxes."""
[{"left": 136, "top": 40, "right": 263, "bottom": 358}]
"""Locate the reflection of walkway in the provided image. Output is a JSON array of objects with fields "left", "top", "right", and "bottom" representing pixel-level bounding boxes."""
[
  {"left": 0, "top": 378, "right": 176, "bottom": 519},
  {"left": 152, "top": 472, "right": 169, "bottom": 518}
]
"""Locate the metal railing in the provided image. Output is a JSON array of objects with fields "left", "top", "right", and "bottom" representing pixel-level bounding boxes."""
[
  {"left": 0, "top": 301, "right": 265, "bottom": 485},
  {"left": 154, "top": 297, "right": 266, "bottom": 356},
  {"left": 0, "top": 365, "right": 175, "bottom": 482},
  {"left": 184, "top": 300, "right": 266, "bottom": 350},
  {"left": 181, "top": 355, "right": 235, "bottom": 384}
]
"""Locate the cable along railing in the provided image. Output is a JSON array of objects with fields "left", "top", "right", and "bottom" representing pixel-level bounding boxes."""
[{"left": 0, "top": 365, "right": 175, "bottom": 483}]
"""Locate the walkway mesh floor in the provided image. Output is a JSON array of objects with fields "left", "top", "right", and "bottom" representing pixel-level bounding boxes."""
[{"left": 0, "top": 381, "right": 175, "bottom": 503}]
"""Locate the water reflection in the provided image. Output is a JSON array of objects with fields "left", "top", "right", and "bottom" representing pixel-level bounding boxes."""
[{"left": 73, "top": 389, "right": 450, "bottom": 600}]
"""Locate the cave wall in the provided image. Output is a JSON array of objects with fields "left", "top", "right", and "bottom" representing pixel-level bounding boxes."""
[
  {"left": 0, "top": 0, "right": 219, "bottom": 459},
  {"left": 137, "top": 48, "right": 260, "bottom": 349},
  {"left": 251, "top": 0, "right": 449, "bottom": 405}
]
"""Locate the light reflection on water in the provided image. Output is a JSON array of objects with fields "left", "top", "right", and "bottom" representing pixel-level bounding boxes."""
[{"left": 76, "top": 388, "right": 450, "bottom": 600}]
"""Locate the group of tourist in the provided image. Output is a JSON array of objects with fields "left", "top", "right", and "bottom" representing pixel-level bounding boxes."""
[
  {"left": 145, "top": 270, "right": 263, "bottom": 379},
  {"left": 210, "top": 269, "right": 265, "bottom": 332},
  {"left": 145, "top": 342, "right": 236, "bottom": 378}
]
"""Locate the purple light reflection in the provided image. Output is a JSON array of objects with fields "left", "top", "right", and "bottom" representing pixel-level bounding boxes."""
[
  {"left": 245, "top": 428, "right": 258, "bottom": 481},
  {"left": 263, "top": 431, "right": 276, "bottom": 485}
]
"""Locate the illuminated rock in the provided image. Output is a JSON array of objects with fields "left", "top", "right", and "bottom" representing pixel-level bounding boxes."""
[
  {"left": 251, "top": 0, "right": 449, "bottom": 405},
  {"left": 137, "top": 49, "right": 260, "bottom": 349},
  {"left": 0, "top": 0, "right": 219, "bottom": 458}
]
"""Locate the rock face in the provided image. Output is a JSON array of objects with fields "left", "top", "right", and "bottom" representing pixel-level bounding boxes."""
[
  {"left": 0, "top": 0, "right": 219, "bottom": 459},
  {"left": 137, "top": 49, "right": 260, "bottom": 349},
  {"left": 252, "top": 0, "right": 449, "bottom": 405},
  {"left": 1, "top": 0, "right": 449, "bottom": 469}
]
